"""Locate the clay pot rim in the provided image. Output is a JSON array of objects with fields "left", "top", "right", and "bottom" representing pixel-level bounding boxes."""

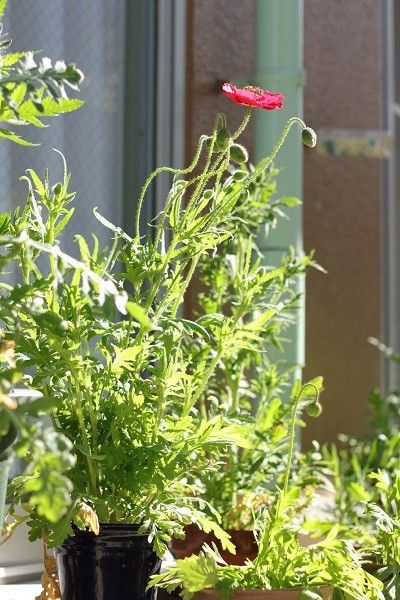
[
  {"left": 198, "top": 585, "right": 331, "bottom": 594},
  {"left": 70, "top": 522, "right": 150, "bottom": 538}
]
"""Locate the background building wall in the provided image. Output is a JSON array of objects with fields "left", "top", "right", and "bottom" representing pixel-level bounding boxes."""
[
  {"left": 184, "top": 0, "right": 255, "bottom": 158},
  {"left": 185, "top": 0, "right": 385, "bottom": 444},
  {"left": 302, "top": 0, "right": 384, "bottom": 445},
  {"left": 184, "top": 0, "right": 255, "bottom": 317}
]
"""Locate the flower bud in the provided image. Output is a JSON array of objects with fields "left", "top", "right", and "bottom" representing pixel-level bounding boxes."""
[
  {"left": 52, "top": 182, "right": 62, "bottom": 196},
  {"left": 216, "top": 128, "right": 230, "bottom": 151},
  {"left": 306, "top": 401, "right": 323, "bottom": 417},
  {"left": 302, "top": 127, "right": 317, "bottom": 148},
  {"left": 230, "top": 143, "right": 249, "bottom": 164}
]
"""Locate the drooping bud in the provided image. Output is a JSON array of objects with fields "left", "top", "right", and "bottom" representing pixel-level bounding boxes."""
[
  {"left": 302, "top": 127, "right": 317, "bottom": 148},
  {"left": 215, "top": 128, "right": 230, "bottom": 151},
  {"left": 306, "top": 401, "right": 323, "bottom": 418},
  {"left": 230, "top": 143, "right": 249, "bottom": 164},
  {"left": 52, "top": 182, "right": 62, "bottom": 196}
]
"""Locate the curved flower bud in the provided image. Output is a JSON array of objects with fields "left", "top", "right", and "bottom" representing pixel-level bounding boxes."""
[
  {"left": 302, "top": 127, "right": 317, "bottom": 148},
  {"left": 230, "top": 143, "right": 248, "bottom": 164},
  {"left": 216, "top": 128, "right": 230, "bottom": 151},
  {"left": 306, "top": 401, "right": 323, "bottom": 418}
]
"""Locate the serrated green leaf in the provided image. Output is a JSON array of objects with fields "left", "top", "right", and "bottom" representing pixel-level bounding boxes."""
[
  {"left": 17, "top": 97, "right": 84, "bottom": 121},
  {"left": 10, "top": 83, "right": 27, "bottom": 108},
  {"left": 126, "top": 301, "right": 152, "bottom": 330},
  {"left": 280, "top": 196, "right": 302, "bottom": 207},
  {"left": 0, "top": 127, "right": 38, "bottom": 146},
  {"left": 196, "top": 516, "right": 235, "bottom": 554},
  {"left": 26, "top": 169, "right": 46, "bottom": 197},
  {"left": 245, "top": 308, "right": 277, "bottom": 331},
  {"left": 176, "top": 553, "right": 218, "bottom": 593},
  {"left": 55, "top": 207, "right": 75, "bottom": 236},
  {"left": 1, "top": 51, "right": 27, "bottom": 67},
  {"left": 111, "top": 345, "right": 141, "bottom": 374},
  {"left": 0, "top": 0, "right": 7, "bottom": 20}
]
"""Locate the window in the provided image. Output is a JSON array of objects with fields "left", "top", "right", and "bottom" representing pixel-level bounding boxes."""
[{"left": 0, "top": 1, "right": 127, "bottom": 254}]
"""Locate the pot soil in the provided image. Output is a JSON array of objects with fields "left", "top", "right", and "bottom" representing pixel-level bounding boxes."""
[
  {"left": 194, "top": 587, "right": 332, "bottom": 600},
  {"left": 55, "top": 524, "right": 161, "bottom": 600},
  {"left": 170, "top": 525, "right": 257, "bottom": 565}
]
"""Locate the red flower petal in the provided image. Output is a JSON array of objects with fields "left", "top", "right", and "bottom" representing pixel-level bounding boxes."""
[{"left": 222, "top": 82, "right": 284, "bottom": 110}]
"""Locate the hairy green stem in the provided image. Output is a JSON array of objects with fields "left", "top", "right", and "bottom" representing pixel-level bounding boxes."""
[
  {"left": 134, "top": 134, "right": 210, "bottom": 242},
  {"left": 282, "top": 382, "right": 320, "bottom": 498},
  {"left": 170, "top": 256, "right": 199, "bottom": 318}
]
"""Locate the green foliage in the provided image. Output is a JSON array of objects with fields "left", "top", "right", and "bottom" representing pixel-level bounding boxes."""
[
  {"left": 151, "top": 489, "right": 384, "bottom": 600},
  {"left": 184, "top": 159, "right": 324, "bottom": 528},
  {"left": 0, "top": 0, "right": 83, "bottom": 145},
  {"left": 301, "top": 352, "right": 400, "bottom": 599},
  {"left": 0, "top": 1, "right": 6, "bottom": 20},
  {"left": 364, "top": 472, "right": 400, "bottom": 598},
  {"left": 0, "top": 112, "right": 314, "bottom": 553},
  {"left": 0, "top": 335, "right": 76, "bottom": 538},
  {"left": 0, "top": 0, "right": 87, "bottom": 537}
]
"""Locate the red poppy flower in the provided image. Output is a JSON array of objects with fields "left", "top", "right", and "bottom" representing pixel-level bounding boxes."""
[{"left": 222, "top": 82, "right": 284, "bottom": 110}]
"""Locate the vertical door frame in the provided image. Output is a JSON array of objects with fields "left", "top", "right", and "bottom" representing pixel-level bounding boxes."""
[
  {"left": 123, "top": 0, "right": 187, "bottom": 236},
  {"left": 383, "top": 0, "right": 399, "bottom": 390}
]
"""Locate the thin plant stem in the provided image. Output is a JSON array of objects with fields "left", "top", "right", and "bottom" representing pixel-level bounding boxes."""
[
  {"left": 282, "top": 382, "right": 320, "bottom": 499},
  {"left": 134, "top": 134, "right": 211, "bottom": 242}
]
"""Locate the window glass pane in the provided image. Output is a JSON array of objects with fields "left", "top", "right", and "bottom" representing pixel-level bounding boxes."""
[
  {"left": 395, "top": 115, "right": 400, "bottom": 323},
  {"left": 395, "top": 1, "right": 400, "bottom": 104},
  {"left": 0, "top": 0, "right": 127, "bottom": 255},
  {"left": 0, "top": 1, "right": 127, "bottom": 577}
]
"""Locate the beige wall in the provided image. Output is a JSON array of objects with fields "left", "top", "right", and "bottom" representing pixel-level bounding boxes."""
[
  {"left": 184, "top": 0, "right": 255, "bottom": 317},
  {"left": 302, "top": 0, "right": 384, "bottom": 445},
  {"left": 185, "top": 0, "right": 255, "bottom": 154},
  {"left": 185, "top": 0, "right": 385, "bottom": 444}
]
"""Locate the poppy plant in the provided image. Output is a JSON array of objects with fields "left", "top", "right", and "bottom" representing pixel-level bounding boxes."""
[{"left": 222, "top": 82, "right": 284, "bottom": 110}]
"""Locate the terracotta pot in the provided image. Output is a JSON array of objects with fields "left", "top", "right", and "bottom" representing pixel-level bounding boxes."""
[
  {"left": 170, "top": 525, "right": 257, "bottom": 565},
  {"left": 194, "top": 586, "right": 332, "bottom": 600},
  {"left": 171, "top": 524, "right": 209, "bottom": 559}
]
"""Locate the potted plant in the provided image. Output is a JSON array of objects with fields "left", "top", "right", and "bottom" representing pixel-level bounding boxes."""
[
  {"left": 170, "top": 160, "right": 324, "bottom": 563},
  {"left": 304, "top": 459, "right": 399, "bottom": 599},
  {"left": 151, "top": 380, "right": 384, "bottom": 600},
  {"left": 361, "top": 471, "right": 400, "bottom": 598},
  {"left": 1, "top": 80, "right": 318, "bottom": 599},
  {"left": 0, "top": 0, "right": 83, "bottom": 534},
  {"left": 301, "top": 344, "right": 400, "bottom": 542},
  {"left": 297, "top": 366, "right": 400, "bottom": 597},
  {"left": 0, "top": 0, "right": 83, "bottom": 146}
]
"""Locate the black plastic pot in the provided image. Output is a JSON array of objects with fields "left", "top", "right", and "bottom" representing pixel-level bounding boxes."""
[{"left": 55, "top": 523, "right": 162, "bottom": 600}]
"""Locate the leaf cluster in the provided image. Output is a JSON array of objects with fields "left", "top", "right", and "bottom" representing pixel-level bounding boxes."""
[
  {"left": 186, "top": 161, "right": 323, "bottom": 528},
  {"left": 0, "top": 0, "right": 83, "bottom": 145},
  {"left": 0, "top": 111, "right": 309, "bottom": 552},
  {"left": 151, "top": 489, "right": 384, "bottom": 600}
]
